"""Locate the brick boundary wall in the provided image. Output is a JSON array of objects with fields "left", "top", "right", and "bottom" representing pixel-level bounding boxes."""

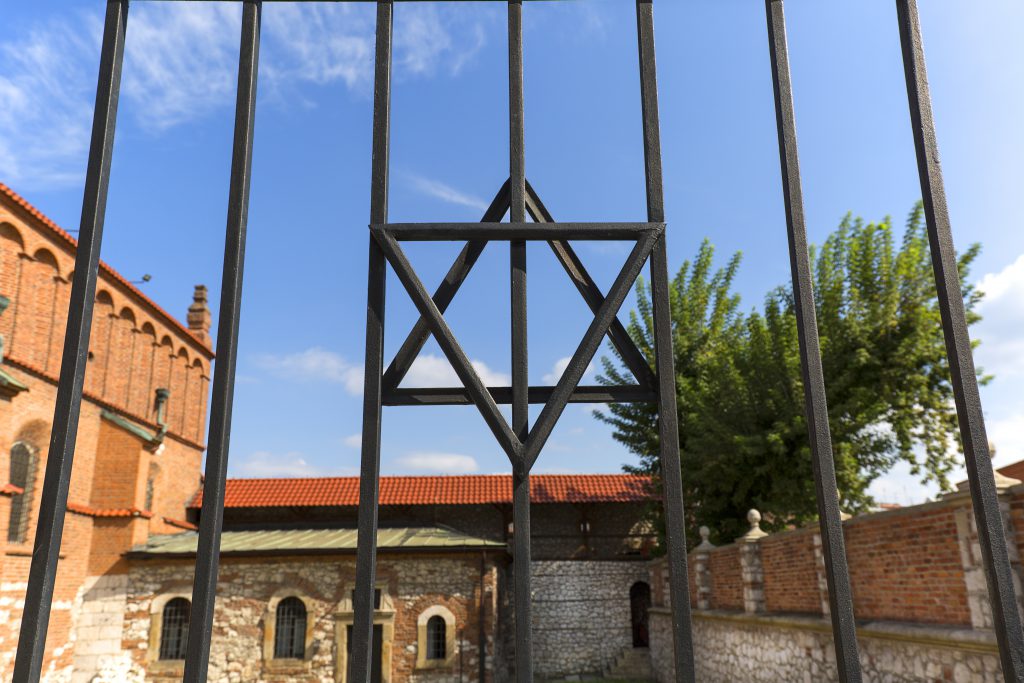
[{"left": 649, "top": 478, "right": 1024, "bottom": 682}]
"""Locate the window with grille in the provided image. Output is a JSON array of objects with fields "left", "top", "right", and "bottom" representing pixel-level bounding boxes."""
[
  {"left": 7, "top": 442, "right": 36, "bottom": 543},
  {"left": 426, "top": 615, "right": 446, "bottom": 661},
  {"left": 159, "top": 598, "right": 190, "bottom": 660},
  {"left": 273, "top": 597, "right": 307, "bottom": 659}
]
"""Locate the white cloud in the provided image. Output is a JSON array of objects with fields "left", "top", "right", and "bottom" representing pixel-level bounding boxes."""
[
  {"left": 976, "top": 254, "right": 1024, "bottom": 379},
  {"left": 236, "top": 450, "right": 355, "bottom": 478},
  {"left": 542, "top": 357, "right": 594, "bottom": 385},
  {"left": 343, "top": 433, "right": 362, "bottom": 449},
  {"left": 408, "top": 176, "right": 488, "bottom": 212},
  {"left": 404, "top": 353, "right": 510, "bottom": 388},
  {"left": 396, "top": 451, "right": 478, "bottom": 474},
  {"left": 253, "top": 347, "right": 364, "bottom": 394},
  {"left": 253, "top": 348, "right": 509, "bottom": 393},
  {"left": 0, "top": 16, "right": 101, "bottom": 188},
  {"left": 0, "top": 4, "right": 493, "bottom": 189}
]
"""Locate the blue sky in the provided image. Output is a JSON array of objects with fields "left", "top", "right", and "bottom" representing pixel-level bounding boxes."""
[{"left": 2, "top": 1, "right": 1023, "bottom": 506}]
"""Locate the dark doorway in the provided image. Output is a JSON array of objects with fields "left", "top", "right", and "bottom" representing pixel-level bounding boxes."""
[
  {"left": 630, "top": 582, "right": 651, "bottom": 648},
  {"left": 348, "top": 624, "right": 383, "bottom": 683}
]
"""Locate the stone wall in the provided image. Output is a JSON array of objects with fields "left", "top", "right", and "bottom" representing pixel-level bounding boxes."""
[
  {"left": 649, "top": 610, "right": 1002, "bottom": 683},
  {"left": 121, "top": 552, "right": 499, "bottom": 683},
  {"left": 647, "top": 478, "right": 1024, "bottom": 682},
  {"left": 529, "top": 560, "right": 649, "bottom": 679}
]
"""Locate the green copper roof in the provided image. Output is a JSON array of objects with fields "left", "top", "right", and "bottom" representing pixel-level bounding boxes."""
[
  {"left": 0, "top": 367, "right": 28, "bottom": 393},
  {"left": 130, "top": 527, "right": 505, "bottom": 557},
  {"left": 101, "top": 409, "right": 159, "bottom": 444}
]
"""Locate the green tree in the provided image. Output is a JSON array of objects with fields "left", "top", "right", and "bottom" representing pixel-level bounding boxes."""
[{"left": 597, "top": 204, "right": 985, "bottom": 542}]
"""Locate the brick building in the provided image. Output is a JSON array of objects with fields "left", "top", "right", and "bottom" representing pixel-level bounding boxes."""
[{"left": 0, "top": 184, "right": 213, "bottom": 681}]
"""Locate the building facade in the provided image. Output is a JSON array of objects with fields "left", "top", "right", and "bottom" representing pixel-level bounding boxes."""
[
  {"left": 121, "top": 475, "right": 657, "bottom": 683},
  {"left": 0, "top": 184, "right": 214, "bottom": 681}
]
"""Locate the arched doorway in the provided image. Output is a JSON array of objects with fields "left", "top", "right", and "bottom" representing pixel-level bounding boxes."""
[{"left": 630, "top": 581, "right": 651, "bottom": 648}]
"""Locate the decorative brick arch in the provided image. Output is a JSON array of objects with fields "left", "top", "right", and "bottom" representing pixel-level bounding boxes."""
[
  {"left": 0, "top": 223, "right": 25, "bottom": 350},
  {"left": 28, "top": 248, "right": 60, "bottom": 371},
  {"left": 132, "top": 322, "right": 158, "bottom": 418},
  {"left": 87, "top": 290, "right": 115, "bottom": 398}
]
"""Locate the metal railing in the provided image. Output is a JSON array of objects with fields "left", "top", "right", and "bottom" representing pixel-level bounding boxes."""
[{"left": 11, "top": 1, "right": 1024, "bottom": 682}]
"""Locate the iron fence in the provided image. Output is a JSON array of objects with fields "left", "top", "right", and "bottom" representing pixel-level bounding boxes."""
[{"left": 10, "top": 1, "right": 1024, "bottom": 682}]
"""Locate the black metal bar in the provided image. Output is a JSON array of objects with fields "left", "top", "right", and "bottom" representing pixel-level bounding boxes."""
[
  {"left": 375, "top": 222, "right": 660, "bottom": 241},
  {"left": 636, "top": 2, "right": 696, "bottom": 681},
  {"left": 895, "top": 0, "right": 1024, "bottom": 677},
  {"left": 381, "top": 180, "right": 510, "bottom": 392},
  {"left": 764, "top": 2, "right": 862, "bottom": 680},
  {"left": 526, "top": 182, "right": 657, "bottom": 389},
  {"left": 12, "top": 2, "right": 128, "bottom": 680},
  {"left": 383, "top": 385, "right": 656, "bottom": 406},
  {"left": 524, "top": 231, "right": 658, "bottom": 470},
  {"left": 508, "top": 5, "right": 532, "bottom": 678},
  {"left": 183, "top": 3, "right": 261, "bottom": 680},
  {"left": 375, "top": 230, "right": 522, "bottom": 461},
  {"left": 351, "top": 3, "right": 393, "bottom": 683}
]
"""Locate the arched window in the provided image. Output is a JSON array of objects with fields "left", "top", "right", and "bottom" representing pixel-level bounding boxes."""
[
  {"left": 274, "top": 597, "right": 307, "bottom": 659},
  {"left": 426, "top": 615, "right": 446, "bottom": 660},
  {"left": 159, "top": 598, "right": 190, "bottom": 660},
  {"left": 8, "top": 442, "right": 37, "bottom": 543}
]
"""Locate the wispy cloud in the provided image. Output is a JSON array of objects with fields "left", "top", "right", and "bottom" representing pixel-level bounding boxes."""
[
  {"left": 542, "top": 356, "right": 594, "bottom": 385},
  {"left": 408, "top": 176, "right": 489, "bottom": 212},
  {"left": 343, "top": 433, "right": 362, "bottom": 449},
  {"left": 0, "top": 16, "right": 100, "bottom": 188},
  {"left": 253, "top": 347, "right": 365, "bottom": 394},
  {"left": 253, "top": 347, "right": 510, "bottom": 393},
  {"left": 977, "top": 254, "right": 1024, "bottom": 379},
  {"left": 404, "top": 353, "right": 510, "bottom": 387},
  {"left": 396, "top": 451, "right": 479, "bottom": 474},
  {"left": 0, "top": 4, "right": 493, "bottom": 189},
  {"left": 235, "top": 450, "right": 356, "bottom": 478}
]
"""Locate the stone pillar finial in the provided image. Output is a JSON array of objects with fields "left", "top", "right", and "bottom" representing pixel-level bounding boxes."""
[
  {"left": 696, "top": 525, "right": 715, "bottom": 551},
  {"left": 187, "top": 285, "right": 212, "bottom": 346},
  {"left": 740, "top": 509, "right": 768, "bottom": 542}
]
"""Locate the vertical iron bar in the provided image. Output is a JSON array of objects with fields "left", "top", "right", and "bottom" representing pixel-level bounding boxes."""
[
  {"left": 636, "top": 2, "right": 695, "bottom": 681},
  {"left": 508, "top": 3, "right": 533, "bottom": 681},
  {"left": 183, "top": 2, "right": 261, "bottom": 680},
  {"left": 352, "top": 2, "right": 393, "bottom": 683},
  {"left": 895, "top": 1, "right": 1024, "bottom": 677},
  {"left": 764, "top": 2, "right": 863, "bottom": 680},
  {"left": 12, "top": 2, "right": 129, "bottom": 680}
]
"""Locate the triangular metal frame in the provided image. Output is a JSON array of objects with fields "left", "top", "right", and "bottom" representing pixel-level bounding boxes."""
[
  {"left": 372, "top": 217, "right": 661, "bottom": 468},
  {"left": 381, "top": 178, "right": 657, "bottom": 397}
]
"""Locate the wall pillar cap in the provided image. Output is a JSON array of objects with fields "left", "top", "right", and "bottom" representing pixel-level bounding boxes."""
[
  {"left": 737, "top": 509, "right": 768, "bottom": 542},
  {"left": 695, "top": 525, "right": 716, "bottom": 551}
]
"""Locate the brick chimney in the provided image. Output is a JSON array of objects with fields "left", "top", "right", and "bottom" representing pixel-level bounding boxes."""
[{"left": 187, "top": 285, "right": 211, "bottom": 345}]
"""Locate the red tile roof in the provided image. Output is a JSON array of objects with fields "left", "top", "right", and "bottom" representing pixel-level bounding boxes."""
[
  {"left": 998, "top": 461, "right": 1024, "bottom": 483},
  {"left": 0, "top": 183, "right": 213, "bottom": 357},
  {"left": 190, "top": 474, "right": 654, "bottom": 509},
  {"left": 66, "top": 502, "right": 153, "bottom": 519}
]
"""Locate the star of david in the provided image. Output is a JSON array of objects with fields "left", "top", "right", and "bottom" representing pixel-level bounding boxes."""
[{"left": 371, "top": 178, "right": 663, "bottom": 471}]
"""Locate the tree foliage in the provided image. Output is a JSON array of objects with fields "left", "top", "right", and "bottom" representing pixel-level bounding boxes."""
[{"left": 597, "top": 204, "right": 985, "bottom": 542}]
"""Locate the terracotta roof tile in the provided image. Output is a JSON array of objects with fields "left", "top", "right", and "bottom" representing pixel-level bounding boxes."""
[
  {"left": 190, "top": 474, "right": 654, "bottom": 509},
  {"left": 0, "top": 183, "right": 213, "bottom": 357}
]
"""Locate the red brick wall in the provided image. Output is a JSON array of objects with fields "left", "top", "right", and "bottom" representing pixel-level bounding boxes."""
[
  {"left": 761, "top": 529, "right": 820, "bottom": 615},
  {"left": 844, "top": 505, "right": 970, "bottom": 625},
  {"left": 708, "top": 547, "right": 742, "bottom": 611},
  {"left": 0, "top": 190, "right": 213, "bottom": 678},
  {"left": 0, "top": 194, "right": 213, "bottom": 443}
]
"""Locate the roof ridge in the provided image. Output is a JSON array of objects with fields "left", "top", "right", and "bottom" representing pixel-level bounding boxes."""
[{"left": 0, "top": 183, "right": 213, "bottom": 357}]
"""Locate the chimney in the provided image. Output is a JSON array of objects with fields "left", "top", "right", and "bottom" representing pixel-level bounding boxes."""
[{"left": 188, "top": 285, "right": 211, "bottom": 345}]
